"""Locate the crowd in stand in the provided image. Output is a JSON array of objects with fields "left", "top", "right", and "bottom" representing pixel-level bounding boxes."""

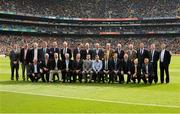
[
  {"left": 0, "top": 0, "right": 179, "bottom": 18},
  {"left": 0, "top": 35, "right": 180, "bottom": 55},
  {"left": 1, "top": 24, "right": 179, "bottom": 34}
]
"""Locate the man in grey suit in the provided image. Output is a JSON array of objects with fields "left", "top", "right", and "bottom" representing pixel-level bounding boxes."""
[
  {"left": 82, "top": 54, "right": 93, "bottom": 83},
  {"left": 9, "top": 44, "right": 20, "bottom": 81},
  {"left": 92, "top": 43, "right": 104, "bottom": 60},
  {"left": 127, "top": 44, "right": 137, "bottom": 62}
]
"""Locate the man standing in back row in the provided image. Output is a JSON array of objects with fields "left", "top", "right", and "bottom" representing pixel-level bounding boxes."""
[{"left": 160, "top": 43, "right": 171, "bottom": 83}]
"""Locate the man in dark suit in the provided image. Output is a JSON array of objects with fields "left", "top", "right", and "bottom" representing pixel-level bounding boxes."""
[
  {"left": 109, "top": 53, "right": 120, "bottom": 83},
  {"left": 40, "top": 53, "right": 51, "bottom": 82},
  {"left": 20, "top": 43, "right": 31, "bottom": 81},
  {"left": 121, "top": 54, "right": 132, "bottom": 84},
  {"left": 62, "top": 53, "right": 73, "bottom": 83},
  {"left": 160, "top": 43, "right": 171, "bottom": 83},
  {"left": 73, "top": 54, "right": 83, "bottom": 83},
  {"left": 130, "top": 59, "right": 141, "bottom": 83},
  {"left": 49, "top": 42, "right": 60, "bottom": 60},
  {"left": 73, "top": 43, "right": 83, "bottom": 60},
  {"left": 92, "top": 43, "right": 104, "bottom": 60},
  {"left": 40, "top": 41, "right": 50, "bottom": 62},
  {"left": 9, "top": 44, "right": 20, "bottom": 81},
  {"left": 149, "top": 44, "right": 159, "bottom": 84},
  {"left": 30, "top": 42, "right": 41, "bottom": 63},
  {"left": 28, "top": 59, "right": 41, "bottom": 82},
  {"left": 49, "top": 53, "right": 62, "bottom": 82},
  {"left": 137, "top": 43, "right": 149, "bottom": 69},
  {"left": 115, "top": 43, "right": 124, "bottom": 61},
  {"left": 61, "top": 41, "right": 72, "bottom": 61},
  {"left": 81, "top": 43, "right": 93, "bottom": 60},
  {"left": 102, "top": 54, "right": 111, "bottom": 83},
  {"left": 142, "top": 58, "right": 153, "bottom": 84}
]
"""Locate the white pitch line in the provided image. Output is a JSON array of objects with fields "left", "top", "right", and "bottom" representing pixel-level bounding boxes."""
[{"left": 0, "top": 89, "right": 180, "bottom": 108}]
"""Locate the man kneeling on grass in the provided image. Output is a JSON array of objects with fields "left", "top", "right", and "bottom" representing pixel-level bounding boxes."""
[{"left": 28, "top": 59, "right": 41, "bottom": 82}]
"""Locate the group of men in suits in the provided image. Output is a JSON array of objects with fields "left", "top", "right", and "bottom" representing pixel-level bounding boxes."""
[{"left": 9, "top": 41, "right": 171, "bottom": 84}]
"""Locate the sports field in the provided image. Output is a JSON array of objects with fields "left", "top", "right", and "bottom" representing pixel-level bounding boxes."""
[{"left": 0, "top": 56, "right": 180, "bottom": 113}]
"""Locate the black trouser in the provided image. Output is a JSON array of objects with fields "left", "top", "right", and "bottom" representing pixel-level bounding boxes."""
[
  {"left": 41, "top": 71, "right": 49, "bottom": 82},
  {"left": 29, "top": 73, "right": 41, "bottom": 82},
  {"left": 21, "top": 62, "right": 30, "bottom": 80},
  {"left": 103, "top": 70, "right": 109, "bottom": 82},
  {"left": 109, "top": 71, "right": 120, "bottom": 83},
  {"left": 160, "top": 62, "right": 170, "bottom": 83},
  {"left": 62, "top": 70, "right": 72, "bottom": 83},
  {"left": 119, "top": 73, "right": 125, "bottom": 84},
  {"left": 10, "top": 62, "right": 19, "bottom": 80},
  {"left": 123, "top": 72, "right": 131, "bottom": 84},
  {"left": 93, "top": 71, "right": 103, "bottom": 83},
  {"left": 151, "top": 62, "right": 158, "bottom": 83},
  {"left": 73, "top": 71, "right": 82, "bottom": 83},
  {"left": 141, "top": 74, "right": 153, "bottom": 84},
  {"left": 83, "top": 71, "right": 93, "bottom": 83}
]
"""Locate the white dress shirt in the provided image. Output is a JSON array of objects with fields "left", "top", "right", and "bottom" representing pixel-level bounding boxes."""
[{"left": 160, "top": 49, "right": 165, "bottom": 62}]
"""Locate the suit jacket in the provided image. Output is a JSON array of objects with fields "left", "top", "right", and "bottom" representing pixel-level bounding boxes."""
[
  {"left": 81, "top": 49, "right": 93, "bottom": 60},
  {"left": 149, "top": 50, "right": 159, "bottom": 64},
  {"left": 130, "top": 64, "right": 141, "bottom": 76},
  {"left": 40, "top": 48, "right": 50, "bottom": 61},
  {"left": 20, "top": 48, "right": 30, "bottom": 64},
  {"left": 61, "top": 48, "right": 72, "bottom": 60},
  {"left": 50, "top": 59, "right": 62, "bottom": 70},
  {"left": 40, "top": 59, "right": 51, "bottom": 71},
  {"left": 83, "top": 60, "right": 92, "bottom": 71},
  {"left": 142, "top": 63, "right": 153, "bottom": 76},
  {"left": 49, "top": 48, "right": 60, "bottom": 60},
  {"left": 115, "top": 49, "right": 124, "bottom": 60},
  {"left": 30, "top": 48, "right": 41, "bottom": 63},
  {"left": 104, "top": 49, "right": 114, "bottom": 59},
  {"left": 73, "top": 48, "right": 83, "bottom": 60},
  {"left": 121, "top": 59, "right": 132, "bottom": 73},
  {"left": 137, "top": 49, "right": 149, "bottom": 65},
  {"left": 62, "top": 59, "right": 73, "bottom": 71},
  {"left": 9, "top": 50, "right": 20, "bottom": 64},
  {"left": 102, "top": 59, "right": 111, "bottom": 71},
  {"left": 109, "top": 59, "right": 120, "bottom": 71},
  {"left": 160, "top": 50, "right": 171, "bottom": 65},
  {"left": 92, "top": 49, "right": 104, "bottom": 60},
  {"left": 73, "top": 60, "right": 83, "bottom": 71},
  {"left": 127, "top": 49, "right": 137, "bottom": 62}
]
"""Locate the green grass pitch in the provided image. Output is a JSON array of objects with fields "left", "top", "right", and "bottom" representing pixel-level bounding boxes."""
[{"left": 0, "top": 56, "right": 180, "bottom": 113}]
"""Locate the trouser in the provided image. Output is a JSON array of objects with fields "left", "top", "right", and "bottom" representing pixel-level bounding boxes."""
[
  {"left": 93, "top": 71, "right": 103, "bottom": 83},
  {"left": 151, "top": 62, "right": 158, "bottom": 83},
  {"left": 109, "top": 71, "right": 120, "bottom": 83},
  {"left": 160, "top": 62, "right": 170, "bottom": 83},
  {"left": 73, "top": 71, "right": 82, "bottom": 83},
  {"left": 141, "top": 74, "right": 153, "bottom": 84},
  {"left": 29, "top": 73, "right": 41, "bottom": 82},
  {"left": 49, "top": 70, "right": 62, "bottom": 82},
  {"left": 21, "top": 62, "right": 30, "bottom": 80},
  {"left": 62, "top": 70, "right": 72, "bottom": 83},
  {"left": 10, "top": 63, "right": 19, "bottom": 80},
  {"left": 103, "top": 70, "right": 109, "bottom": 82},
  {"left": 123, "top": 73, "right": 131, "bottom": 84},
  {"left": 119, "top": 73, "right": 125, "bottom": 84},
  {"left": 41, "top": 71, "right": 49, "bottom": 82},
  {"left": 82, "top": 71, "right": 93, "bottom": 83}
]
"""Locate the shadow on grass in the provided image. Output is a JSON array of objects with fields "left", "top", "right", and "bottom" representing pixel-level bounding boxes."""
[{"left": 0, "top": 80, "right": 164, "bottom": 88}]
